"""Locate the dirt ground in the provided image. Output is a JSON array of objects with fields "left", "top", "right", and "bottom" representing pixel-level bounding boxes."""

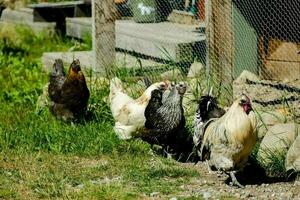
[{"left": 175, "top": 162, "right": 300, "bottom": 200}]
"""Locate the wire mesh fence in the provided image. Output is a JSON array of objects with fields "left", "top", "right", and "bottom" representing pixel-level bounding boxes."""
[
  {"left": 1, "top": 0, "right": 298, "bottom": 120},
  {"left": 103, "top": 0, "right": 300, "bottom": 123}
]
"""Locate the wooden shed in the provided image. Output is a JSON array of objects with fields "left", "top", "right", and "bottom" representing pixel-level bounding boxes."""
[{"left": 209, "top": 0, "right": 300, "bottom": 81}]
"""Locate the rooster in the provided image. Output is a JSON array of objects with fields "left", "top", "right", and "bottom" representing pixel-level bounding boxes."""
[
  {"left": 48, "top": 59, "right": 90, "bottom": 121},
  {"left": 195, "top": 94, "right": 257, "bottom": 187},
  {"left": 143, "top": 82, "right": 193, "bottom": 161},
  {"left": 109, "top": 77, "right": 168, "bottom": 140}
]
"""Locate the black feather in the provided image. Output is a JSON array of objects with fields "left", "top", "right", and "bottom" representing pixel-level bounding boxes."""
[
  {"left": 194, "top": 94, "right": 225, "bottom": 161},
  {"left": 195, "top": 95, "right": 225, "bottom": 123},
  {"left": 48, "top": 59, "right": 90, "bottom": 120},
  {"left": 48, "top": 59, "right": 65, "bottom": 103}
]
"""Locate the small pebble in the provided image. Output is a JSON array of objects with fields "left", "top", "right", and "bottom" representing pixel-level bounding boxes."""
[
  {"left": 150, "top": 192, "right": 160, "bottom": 197},
  {"left": 203, "top": 191, "right": 212, "bottom": 199},
  {"left": 234, "top": 193, "right": 241, "bottom": 198}
]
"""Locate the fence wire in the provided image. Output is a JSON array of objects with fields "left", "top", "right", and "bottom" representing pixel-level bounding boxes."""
[
  {"left": 109, "top": 0, "right": 300, "bottom": 122},
  {"left": 1, "top": 0, "right": 298, "bottom": 121}
]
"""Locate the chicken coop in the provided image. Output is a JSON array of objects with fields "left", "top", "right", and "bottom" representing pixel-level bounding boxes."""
[
  {"left": 207, "top": 0, "right": 300, "bottom": 103},
  {"left": 88, "top": 0, "right": 299, "bottom": 113}
]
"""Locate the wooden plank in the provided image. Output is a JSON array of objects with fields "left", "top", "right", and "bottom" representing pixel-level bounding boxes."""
[
  {"left": 116, "top": 20, "right": 204, "bottom": 43},
  {"left": 262, "top": 60, "right": 300, "bottom": 81},
  {"left": 66, "top": 17, "right": 91, "bottom": 39},
  {"left": 28, "top": 1, "right": 88, "bottom": 9},
  {"left": 42, "top": 51, "right": 163, "bottom": 72},
  {"left": 0, "top": 21, "right": 56, "bottom": 33},
  {"left": 116, "top": 32, "right": 194, "bottom": 62},
  {"left": 266, "top": 39, "right": 300, "bottom": 62},
  {"left": 42, "top": 51, "right": 93, "bottom": 72},
  {"left": 66, "top": 18, "right": 204, "bottom": 43},
  {"left": 66, "top": 18, "right": 205, "bottom": 62},
  {"left": 1, "top": 8, "right": 36, "bottom": 23}
]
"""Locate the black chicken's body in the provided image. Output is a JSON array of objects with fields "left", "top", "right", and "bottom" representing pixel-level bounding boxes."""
[
  {"left": 193, "top": 95, "right": 225, "bottom": 147},
  {"left": 48, "top": 59, "right": 90, "bottom": 121},
  {"left": 48, "top": 59, "right": 65, "bottom": 103},
  {"left": 143, "top": 82, "right": 194, "bottom": 161},
  {"left": 144, "top": 89, "right": 163, "bottom": 122}
]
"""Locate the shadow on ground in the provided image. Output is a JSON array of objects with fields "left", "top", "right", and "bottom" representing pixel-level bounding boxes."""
[{"left": 233, "top": 158, "right": 297, "bottom": 186}]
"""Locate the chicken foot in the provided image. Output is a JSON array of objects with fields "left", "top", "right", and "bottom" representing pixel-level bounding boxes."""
[
  {"left": 229, "top": 171, "right": 244, "bottom": 188},
  {"left": 206, "top": 160, "right": 214, "bottom": 174}
]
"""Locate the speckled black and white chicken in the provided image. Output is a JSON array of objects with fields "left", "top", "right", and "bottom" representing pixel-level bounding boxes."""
[
  {"left": 143, "top": 82, "right": 193, "bottom": 161},
  {"left": 194, "top": 94, "right": 257, "bottom": 187}
]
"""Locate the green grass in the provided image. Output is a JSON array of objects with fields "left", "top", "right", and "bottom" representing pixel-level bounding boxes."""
[
  {"left": 0, "top": 150, "right": 200, "bottom": 199},
  {"left": 0, "top": 25, "right": 201, "bottom": 199},
  {"left": 1, "top": 23, "right": 298, "bottom": 199}
]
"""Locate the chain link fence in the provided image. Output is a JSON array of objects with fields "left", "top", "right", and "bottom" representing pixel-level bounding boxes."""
[
  {"left": 1, "top": 0, "right": 298, "bottom": 120},
  {"left": 107, "top": 0, "right": 300, "bottom": 122}
]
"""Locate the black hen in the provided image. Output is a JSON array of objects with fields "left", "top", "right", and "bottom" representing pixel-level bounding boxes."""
[
  {"left": 143, "top": 82, "right": 193, "bottom": 161},
  {"left": 48, "top": 59, "right": 65, "bottom": 103},
  {"left": 48, "top": 59, "right": 90, "bottom": 121}
]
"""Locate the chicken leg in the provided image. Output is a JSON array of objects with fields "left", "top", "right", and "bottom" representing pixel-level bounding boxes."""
[{"left": 229, "top": 171, "right": 245, "bottom": 188}]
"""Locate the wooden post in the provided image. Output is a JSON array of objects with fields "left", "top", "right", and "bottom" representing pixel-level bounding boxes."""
[
  {"left": 92, "top": 0, "right": 117, "bottom": 74},
  {"left": 206, "top": 0, "right": 233, "bottom": 105}
]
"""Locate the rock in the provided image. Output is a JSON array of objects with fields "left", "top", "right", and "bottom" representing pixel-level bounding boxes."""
[
  {"left": 203, "top": 191, "right": 212, "bottom": 199},
  {"left": 187, "top": 61, "right": 204, "bottom": 78},
  {"left": 234, "top": 70, "right": 259, "bottom": 84},
  {"left": 257, "top": 123, "right": 299, "bottom": 166},
  {"left": 258, "top": 111, "right": 286, "bottom": 126},
  {"left": 150, "top": 192, "right": 160, "bottom": 197},
  {"left": 256, "top": 111, "right": 286, "bottom": 139},
  {"left": 285, "top": 134, "right": 300, "bottom": 172},
  {"left": 160, "top": 69, "right": 182, "bottom": 80}
]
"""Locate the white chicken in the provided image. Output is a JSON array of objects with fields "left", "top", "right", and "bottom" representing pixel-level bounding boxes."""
[{"left": 109, "top": 77, "right": 168, "bottom": 140}]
